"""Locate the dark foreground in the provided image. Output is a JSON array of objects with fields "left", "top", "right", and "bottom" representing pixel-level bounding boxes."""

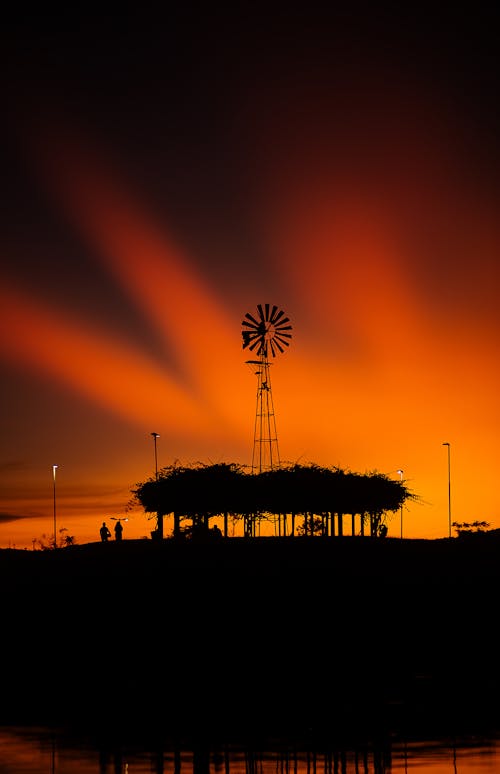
[{"left": 2, "top": 535, "right": 500, "bottom": 746}]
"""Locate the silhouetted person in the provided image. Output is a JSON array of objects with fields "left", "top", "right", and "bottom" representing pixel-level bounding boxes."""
[
  {"left": 100, "top": 521, "right": 111, "bottom": 542},
  {"left": 114, "top": 519, "right": 123, "bottom": 541}
]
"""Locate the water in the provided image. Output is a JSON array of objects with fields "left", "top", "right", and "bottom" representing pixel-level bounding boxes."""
[{"left": 1, "top": 727, "right": 500, "bottom": 774}]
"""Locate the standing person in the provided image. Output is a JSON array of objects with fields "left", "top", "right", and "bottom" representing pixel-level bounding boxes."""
[
  {"left": 114, "top": 519, "right": 123, "bottom": 541},
  {"left": 100, "top": 521, "right": 111, "bottom": 542}
]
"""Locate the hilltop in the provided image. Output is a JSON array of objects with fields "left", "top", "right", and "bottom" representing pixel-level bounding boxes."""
[{"left": 2, "top": 531, "right": 500, "bottom": 588}]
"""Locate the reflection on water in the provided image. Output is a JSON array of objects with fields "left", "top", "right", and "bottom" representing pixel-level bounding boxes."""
[{"left": 1, "top": 727, "right": 500, "bottom": 774}]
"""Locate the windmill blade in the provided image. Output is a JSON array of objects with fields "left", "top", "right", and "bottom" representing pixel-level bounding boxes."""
[
  {"left": 248, "top": 333, "right": 262, "bottom": 346},
  {"left": 264, "top": 303, "right": 271, "bottom": 321},
  {"left": 257, "top": 303, "right": 265, "bottom": 321},
  {"left": 244, "top": 312, "right": 260, "bottom": 327},
  {"left": 269, "top": 304, "right": 279, "bottom": 323},
  {"left": 242, "top": 322, "right": 257, "bottom": 335},
  {"left": 242, "top": 324, "right": 260, "bottom": 338},
  {"left": 272, "top": 308, "right": 285, "bottom": 324},
  {"left": 244, "top": 336, "right": 259, "bottom": 349},
  {"left": 246, "top": 330, "right": 260, "bottom": 341}
]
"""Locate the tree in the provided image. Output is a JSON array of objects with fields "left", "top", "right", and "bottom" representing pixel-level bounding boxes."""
[
  {"left": 131, "top": 461, "right": 415, "bottom": 539},
  {"left": 34, "top": 527, "right": 76, "bottom": 550},
  {"left": 452, "top": 520, "right": 490, "bottom": 537}
]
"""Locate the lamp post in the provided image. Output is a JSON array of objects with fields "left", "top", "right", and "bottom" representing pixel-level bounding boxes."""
[
  {"left": 52, "top": 464, "right": 58, "bottom": 550},
  {"left": 397, "top": 469, "right": 404, "bottom": 539},
  {"left": 151, "top": 432, "right": 160, "bottom": 480},
  {"left": 150, "top": 432, "right": 163, "bottom": 539},
  {"left": 442, "top": 442, "right": 451, "bottom": 538}
]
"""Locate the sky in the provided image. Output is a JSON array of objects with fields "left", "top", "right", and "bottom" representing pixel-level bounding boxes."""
[{"left": 1, "top": 6, "right": 499, "bottom": 547}]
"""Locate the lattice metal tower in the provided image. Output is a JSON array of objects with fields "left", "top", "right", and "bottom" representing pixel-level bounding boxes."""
[{"left": 241, "top": 304, "right": 292, "bottom": 473}]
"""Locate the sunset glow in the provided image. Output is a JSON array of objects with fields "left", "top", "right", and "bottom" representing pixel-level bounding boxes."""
[{"left": 1, "top": 10, "right": 499, "bottom": 549}]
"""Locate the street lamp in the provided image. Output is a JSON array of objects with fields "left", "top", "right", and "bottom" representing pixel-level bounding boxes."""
[
  {"left": 151, "top": 432, "right": 160, "bottom": 480},
  {"left": 442, "top": 442, "right": 451, "bottom": 538},
  {"left": 397, "top": 469, "right": 404, "bottom": 539},
  {"left": 150, "top": 432, "right": 163, "bottom": 540},
  {"left": 52, "top": 465, "right": 58, "bottom": 550}
]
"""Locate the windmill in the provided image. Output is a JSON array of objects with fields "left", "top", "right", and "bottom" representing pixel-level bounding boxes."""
[{"left": 242, "top": 303, "right": 292, "bottom": 474}]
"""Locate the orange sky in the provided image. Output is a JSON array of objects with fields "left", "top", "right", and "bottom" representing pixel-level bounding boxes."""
[{"left": 1, "top": 9, "right": 499, "bottom": 548}]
